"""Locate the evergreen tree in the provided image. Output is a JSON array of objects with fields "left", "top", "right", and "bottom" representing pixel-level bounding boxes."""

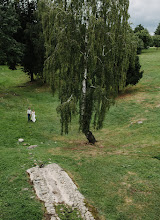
[
  {"left": 14, "top": 0, "right": 45, "bottom": 81},
  {"left": 0, "top": 0, "right": 23, "bottom": 69},
  {"left": 39, "top": 0, "right": 138, "bottom": 143},
  {"left": 154, "top": 23, "right": 160, "bottom": 35},
  {"left": 126, "top": 56, "right": 143, "bottom": 86}
]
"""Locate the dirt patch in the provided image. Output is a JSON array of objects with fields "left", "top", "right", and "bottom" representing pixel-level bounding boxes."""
[
  {"left": 0, "top": 92, "right": 20, "bottom": 97},
  {"left": 121, "top": 182, "right": 131, "bottom": 188},
  {"left": 9, "top": 175, "right": 18, "bottom": 182},
  {"left": 0, "top": 93, "right": 5, "bottom": 98},
  {"left": 52, "top": 135, "right": 85, "bottom": 143},
  {"left": 125, "top": 196, "right": 133, "bottom": 204},
  {"left": 107, "top": 150, "right": 130, "bottom": 156},
  {"left": 128, "top": 171, "right": 137, "bottom": 175},
  {"left": 35, "top": 86, "right": 51, "bottom": 93},
  {"left": 129, "top": 187, "right": 151, "bottom": 196},
  {"left": 48, "top": 138, "right": 106, "bottom": 158},
  {"left": 48, "top": 141, "right": 105, "bottom": 159},
  {"left": 117, "top": 87, "right": 139, "bottom": 99},
  {"left": 117, "top": 86, "right": 146, "bottom": 102},
  {"left": 48, "top": 144, "right": 105, "bottom": 158},
  {"left": 130, "top": 117, "right": 147, "bottom": 125}
]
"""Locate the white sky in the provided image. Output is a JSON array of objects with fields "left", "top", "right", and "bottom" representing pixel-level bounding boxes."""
[{"left": 128, "top": 0, "right": 160, "bottom": 35}]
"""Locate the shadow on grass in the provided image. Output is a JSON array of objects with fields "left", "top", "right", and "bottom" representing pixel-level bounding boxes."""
[
  {"left": 152, "top": 155, "right": 160, "bottom": 160},
  {"left": 117, "top": 86, "right": 140, "bottom": 99}
]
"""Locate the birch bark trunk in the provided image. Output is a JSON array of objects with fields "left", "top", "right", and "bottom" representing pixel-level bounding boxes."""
[{"left": 81, "top": 4, "right": 97, "bottom": 143}]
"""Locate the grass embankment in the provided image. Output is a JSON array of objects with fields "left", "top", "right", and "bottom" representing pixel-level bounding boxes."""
[{"left": 0, "top": 48, "right": 160, "bottom": 220}]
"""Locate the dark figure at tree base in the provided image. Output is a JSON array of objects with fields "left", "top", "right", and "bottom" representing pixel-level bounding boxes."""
[{"left": 85, "top": 131, "right": 97, "bottom": 144}]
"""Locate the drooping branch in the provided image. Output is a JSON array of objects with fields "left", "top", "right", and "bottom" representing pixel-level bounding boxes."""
[{"left": 39, "top": 0, "right": 138, "bottom": 143}]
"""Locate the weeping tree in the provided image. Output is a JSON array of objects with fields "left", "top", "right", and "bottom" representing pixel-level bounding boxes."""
[{"left": 39, "top": 0, "right": 137, "bottom": 143}]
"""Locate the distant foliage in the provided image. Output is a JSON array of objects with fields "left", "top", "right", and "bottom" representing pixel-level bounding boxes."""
[
  {"left": 152, "top": 35, "right": 160, "bottom": 48},
  {"left": 154, "top": 23, "right": 160, "bottom": 35},
  {"left": 0, "top": 0, "right": 23, "bottom": 69},
  {"left": 134, "top": 24, "right": 152, "bottom": 53},
  {"left": 137, "top": 38, "right": 144, "bottom": 54},
  {"left": 134, "top": 24, "right": 145, "bottom": 33}
]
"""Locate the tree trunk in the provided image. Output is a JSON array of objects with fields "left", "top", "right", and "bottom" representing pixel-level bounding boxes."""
[
  {"left": 85, "top": 130, "right": 97, "bottom": 144},
  {"left": 81, "top": 14, "right": 88, "bottom": 133},
  {"left": 30, "top": 72, "right": 34, "bottom": 82}
]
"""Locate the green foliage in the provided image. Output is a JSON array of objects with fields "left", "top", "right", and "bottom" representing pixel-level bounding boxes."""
[
  {"left": 0, "top": 0, "right": 45, "bottom": 76},
  {"left": 0, "top": 1, "right": 23, "bottom": 69},
  {"left": 153, "top": 155, "right": 160, "bottom": 160},
  {"left": 134, "top": 24, "right": 145, "bottom": 33},
  {"left": 152, "top": 35, "right": 160, "bottom": 48},
  {"left": 14, "top": 0, "right": 45, "bottom": 81},
  {"left": 55, "top": 204, "right": 83, "bottom": 220},
  {"left": 137, "top": 38, "right": 144, "bottom": 54},
  {"left": 154, "top": 23, "right": 160, "bottom": 35},
  {"left": 135, "top": 27, "right": 152, "bottom": 50},
  {"left": 126, "top": 56, "right": 143, "bottom": 86},
  {"left": 56, "top": 95, "right": 77, "bottom": 134},
  {"left": 39, "top": 0, "right": 138, "bottom": 135}
]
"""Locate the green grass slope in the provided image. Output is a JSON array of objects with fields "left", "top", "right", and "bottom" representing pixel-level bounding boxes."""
[{"left": 0, "top": 48, "right": 160, "bottom": 220}]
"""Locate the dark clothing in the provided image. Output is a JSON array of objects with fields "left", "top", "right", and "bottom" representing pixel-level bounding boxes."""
[{"left": 28, "top": 114, "right": 31, "bottom": 121}]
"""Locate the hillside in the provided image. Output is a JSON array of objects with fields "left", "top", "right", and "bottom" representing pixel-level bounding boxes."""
[{"left": 0, "top": 48, "right": 160, "bottom": 220}]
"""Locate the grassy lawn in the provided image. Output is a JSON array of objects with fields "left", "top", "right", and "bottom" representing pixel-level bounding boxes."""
[{"left": 0, "top": 48, "right": 160, "bottom": 220}]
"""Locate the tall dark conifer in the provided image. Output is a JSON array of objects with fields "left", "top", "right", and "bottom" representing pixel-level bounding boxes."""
[
  {"left": 0, "top": 0, "right": 23, "bottom": 69},
  {"left": 14, "top": 0, "right": 45, "bottom": 81},
  {"left": 154, "top": 23, "right": 160, "bottom": 35}
]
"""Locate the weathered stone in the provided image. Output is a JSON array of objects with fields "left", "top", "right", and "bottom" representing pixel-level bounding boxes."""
[
  {"left": 22, "top": 188, "right": 29, "bottom": 191},
  {"left": 28, "top": 145, "right": 38, "bottom": 149},
  {"left": 27, "top": 163, "right": 95, "bottom": 220},
  {"left": 18, "top": 138, "right": 24, "bottom": 142}
]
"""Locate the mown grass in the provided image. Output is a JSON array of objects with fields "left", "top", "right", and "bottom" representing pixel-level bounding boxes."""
[{"left": 0, "top": 48, "right": 160, "bottom": 220}]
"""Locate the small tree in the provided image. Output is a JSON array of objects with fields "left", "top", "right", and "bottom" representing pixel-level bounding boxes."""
[
  {"left": 154, "top": 23, "right": 160, "bottom": 35},
  {"left": 134, "top": 25, "right": 151, "bottom": 52},
  {"left": 135, "top": 29, "right": 151, "bottom": 49},
  {"left": 126, "top": 56, "right": 143, "bottom": 86}
]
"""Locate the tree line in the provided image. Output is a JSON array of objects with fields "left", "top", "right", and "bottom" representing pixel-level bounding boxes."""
[
  {"left": 1, "top": 0, "right": 157, "bottom": 142},
  {"left": 134, "top": 23, "right": 160, "bottom": 54},
  {"left": 0, "top": 0, "right": 45, "bottom": 81}
]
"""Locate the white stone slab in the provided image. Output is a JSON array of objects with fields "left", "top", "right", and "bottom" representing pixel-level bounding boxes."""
[{"left": 27, "top": 163, "right": 95, "bottom": 220}]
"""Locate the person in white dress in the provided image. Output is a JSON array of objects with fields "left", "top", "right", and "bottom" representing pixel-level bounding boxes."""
[{"left": 31, "top": 110, "right": 36, "bottom": 122}]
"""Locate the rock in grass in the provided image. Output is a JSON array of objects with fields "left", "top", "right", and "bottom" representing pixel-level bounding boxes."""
[
  {"left": 28, "top": 145, "right": 38, "bottom": 149},
  {"left": 27, "top": 163, "right": 95, "bottom": 220},
  {"left": 18, "top": 138, "right": 24, "bottom": 142}
]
